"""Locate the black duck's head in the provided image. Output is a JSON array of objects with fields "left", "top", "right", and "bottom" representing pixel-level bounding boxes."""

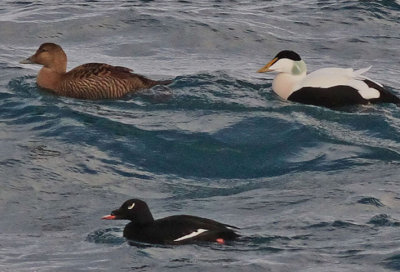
[{"left": 102, "top": 199, "right": 154, "bottom": 224}]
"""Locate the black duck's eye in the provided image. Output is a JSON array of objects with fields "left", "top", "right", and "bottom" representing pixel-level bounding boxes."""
[{"left": 127, "top": 203, "right": 135, "bottom": 210}]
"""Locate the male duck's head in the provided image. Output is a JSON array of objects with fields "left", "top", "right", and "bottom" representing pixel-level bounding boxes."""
[{"left": 257, "top": 50, "right": 306, "bottom": 75}]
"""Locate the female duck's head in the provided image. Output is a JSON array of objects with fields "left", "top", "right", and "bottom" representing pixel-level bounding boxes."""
[{"left": 20, "top": 43, "right": 67, "bottom": 73}]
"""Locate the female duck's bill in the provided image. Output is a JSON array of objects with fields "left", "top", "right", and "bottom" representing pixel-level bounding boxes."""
[
  {"left": 102, "top": 199, "right": 240, "bottom": 245},
  {"left": 20, "top": 43, "right": 172, "bottom": 100},
  {"left": 257, "top": 50, "right": 400, "bottom": 108}
]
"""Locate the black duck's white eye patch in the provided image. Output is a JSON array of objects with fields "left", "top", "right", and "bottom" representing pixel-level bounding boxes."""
[{"left": 128, "top": 203, "right": 135, "bottom": 209}]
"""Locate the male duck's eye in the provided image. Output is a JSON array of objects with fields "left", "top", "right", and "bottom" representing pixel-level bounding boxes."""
[{"left": 128, "top": 203, "right": 135, "bottom": 209}]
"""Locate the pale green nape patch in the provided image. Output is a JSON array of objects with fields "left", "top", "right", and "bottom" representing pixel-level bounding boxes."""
[{"left": 291, "top": 60, "right": 307, "bottom": 75}]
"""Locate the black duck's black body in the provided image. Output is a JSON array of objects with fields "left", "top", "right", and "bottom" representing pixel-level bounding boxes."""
[{"left": 102, "top": 199, "right": 239, "bottom": 245}]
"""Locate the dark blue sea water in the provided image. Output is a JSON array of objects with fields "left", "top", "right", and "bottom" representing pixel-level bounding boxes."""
[{"left": 1, "top": 0, "right": 400, "bottom": 271}]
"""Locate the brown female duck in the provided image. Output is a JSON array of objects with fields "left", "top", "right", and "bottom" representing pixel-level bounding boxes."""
[{"left": 20, "top": 43, "right": 172, "bottom": 99}]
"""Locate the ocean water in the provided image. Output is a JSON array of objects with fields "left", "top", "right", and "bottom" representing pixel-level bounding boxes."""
[{"left": 1, "top": 0, "right": 400, "bottom": 271}]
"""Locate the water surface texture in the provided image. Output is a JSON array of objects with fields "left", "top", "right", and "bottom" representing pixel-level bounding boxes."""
[{"left": 1, "top": 1, "right": 400, "bottom": 271}]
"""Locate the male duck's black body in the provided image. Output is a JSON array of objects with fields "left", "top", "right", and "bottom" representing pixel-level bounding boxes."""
[
  {"left": 102, "top": 199, "right": 239, "bottom": 245},
  {"left": 257, "top": 50, "right": 400, "bottom": 108}
]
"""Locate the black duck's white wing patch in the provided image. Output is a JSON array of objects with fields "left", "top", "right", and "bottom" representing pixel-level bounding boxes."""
[{"left": 173, "top": 229, "right": 208, "bottom": 242}]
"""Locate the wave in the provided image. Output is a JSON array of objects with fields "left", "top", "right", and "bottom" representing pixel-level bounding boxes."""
[{"left": 3, "top": 73, "right": 400, "bottom": 180}]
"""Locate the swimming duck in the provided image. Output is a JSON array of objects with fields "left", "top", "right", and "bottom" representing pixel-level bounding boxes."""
[
  {"left": 102, "top": 199, "right": 239, "bottom": 245},
  {"left": 20, "top": 43, "right": 172, "bottom": 99},
  {"left": 257, "top": 50, "right": 400, "bottom": 108}
]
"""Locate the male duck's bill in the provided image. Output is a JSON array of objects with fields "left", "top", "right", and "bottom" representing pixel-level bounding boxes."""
[{"left": 257, "top": 57, "right": 278, "bottom": 73}]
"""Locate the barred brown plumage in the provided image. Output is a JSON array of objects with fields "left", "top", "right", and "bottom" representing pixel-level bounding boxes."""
[{"left": 20, "top": 43, "right": 173, "bottom": 100}]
